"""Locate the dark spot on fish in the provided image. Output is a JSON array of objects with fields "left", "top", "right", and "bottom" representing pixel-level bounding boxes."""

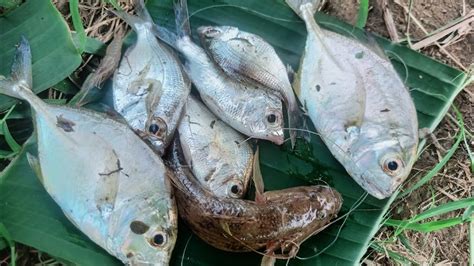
[
  {"left": 210, "top": 120, "right": 216, "bottom": 129},
  {"left": 330, "top": 82, "right": 336, "bottom": 85},
  {"left": 40, "top": 17, "right": 44, "bottom": 20},
  {"left": 130, "top": 220, "right": 150, "bottom": 235},
  {"left": 126, "top": 252, "right": 134, "bottom": 258},
  {"left": 56, "top": 115, "right": 75, "bottom": 132},
  {"left": 355, "top": 51, "right": 364, "bottom": 59},
  {"left": 315, "top": 85, "right": 321, "bottom": 92},
  {"left": 380, "top": 108, "right": 390, "bottom": 112},
  {"left": 234, "top": 140, "right": 240, "bottom": 145}
]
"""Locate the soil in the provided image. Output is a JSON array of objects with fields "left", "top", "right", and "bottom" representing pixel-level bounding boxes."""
[{"left": 327, "top": 0, "right": 473, "bottom": 264}]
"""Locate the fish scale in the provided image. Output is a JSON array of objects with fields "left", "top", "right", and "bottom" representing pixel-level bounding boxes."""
[
  {"left": 0, "top": 37, "right": 178, "bottom": 264},
  {"left": 113, "top": 2, "right": 190, "bottom": 156},
  {"left": 178, "top": 96, "right": 254, "bottom": 198},
  {"left": 287, "top": 0, "right": 418, "bottom": 199}
]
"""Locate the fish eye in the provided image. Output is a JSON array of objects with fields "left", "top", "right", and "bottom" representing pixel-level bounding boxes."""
[
  {"left": 148, "top": 124, "right": 159, "bottom": 134},
  {"left": 267, "top": 114, "right": 277, "bottom": 123},
  {"left": 228, "top": 181, "right": 244, "bottom": 198},
  {"left": 147, "top": 117, "right": 167, "bottom": 139},
  {"left": 382, "top": 158, "right": 404, "bottom": 176},
  {"left": 150, "top": 232, "right": 167, "bottom": 247}
]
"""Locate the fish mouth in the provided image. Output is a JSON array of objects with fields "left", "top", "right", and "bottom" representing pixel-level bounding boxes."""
[
  {"left": 268, "top": 134, "right": 285, "bottom": 145},
  {"left": 361, "top": 175, "right": 397, "bottom": 200}
]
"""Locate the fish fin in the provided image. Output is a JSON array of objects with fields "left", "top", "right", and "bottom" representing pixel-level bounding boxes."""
[
  {"left": 285, "top": 0, "right": 321, "bottom": 18},
  {"left": 260, "top": 255, "right": 276, "bottom": 266},
  {"left": 0, "top": 36, "right": 32, "bottom": 100},
  {"left": 252, "top": 147, "right": 267, "bottom": 204},
  {"left": 71, "top": 32, "right": 125, "bottom": 107},
  {"left": 26, "top": 153, "right": 44, "bottom": 185},
  {"left": 174, "top": 0, "right": 191, "bottom": 38},
  {"left": 418, "top": 127, "right": 431, "bottom": 139},
  {"left": 151, "top": 24, "right": 179, "bottom": 48},
  {"left": 286, "top": 64, "right": 295, "bottom": 84}
]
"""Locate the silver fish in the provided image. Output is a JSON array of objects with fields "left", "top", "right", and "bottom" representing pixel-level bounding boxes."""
[
  {"left": 286, "top": 0, "right": 419, "bottom": 199},
  {"left": 178, "top": 96, "right": 253, "bottom": 198},
  {"left": 198, "top": 25, "right": 303, "bottom": 147},
  {"left": 171, "top": 0, "right": 285, "bottom": 145},
  {"left": 112, "top": 0, "right": 190, "bottom": 155},
  {"left": 0, "top": 37, "right": 178, "bottom": 264}
]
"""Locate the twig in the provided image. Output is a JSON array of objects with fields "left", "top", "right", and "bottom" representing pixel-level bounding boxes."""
[
  {"left": 394, "top": 0, "right": 469, "bottom": 71},
  {"left": 377, "top": 0, "right": 400, "bottom": 42},
  {"left": 411, "top": 11, "right": 474, "bottom": 50}
]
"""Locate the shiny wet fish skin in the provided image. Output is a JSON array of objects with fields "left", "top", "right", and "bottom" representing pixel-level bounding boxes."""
[
  {"left": 286, "top": 0, "right": 418, "bottom": 199},
  {"left": 167, "top": 139, "right": 342, "bottom": 256},
  {"left": 0, "top": 37, "right": 178, "bottom": 265},
  {"left": 171, "top": 0, "right": 285, "bottom": 145},
  {"left": 178, "top": 96, "right": 253, "bottom": 198},
  {"left": 198, "top": 25, "right": 303, "bottom": 147},
  {"left": 112, "top": 1, "right": 190, "bottom": 155}
]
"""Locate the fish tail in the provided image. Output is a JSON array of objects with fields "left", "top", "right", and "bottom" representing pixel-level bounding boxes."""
[
  {"left": 111, "top": 1, "right": 178, "bottom": 48},
  {"left": 174, "top": 0, "right": 191, "bottom": 38},
  {"left": 0, "top": 36, "right": 35, "bottom": 101},
  {"left": 285, "top": 0, "right": 321, "bottom": 18}
]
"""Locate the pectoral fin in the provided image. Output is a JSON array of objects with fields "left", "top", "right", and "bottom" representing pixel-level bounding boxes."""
[
  {"left": 27, "top": 153, "right": 43, "bottom": 185},
  {"left": 252, "top": 147, "right": 266, "bottom": 204}
]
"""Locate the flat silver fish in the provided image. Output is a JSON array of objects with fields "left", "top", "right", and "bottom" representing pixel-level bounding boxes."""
[
  {"left": 171, "top": 0, "right": 285, "bottom": 145},
  {"left": 0, "top": 37, "right": 178, "bottom": 264},
  {"left": 198, "top": 25, "right": 303, "bottom": 147},
  {"left": 286, "top": 0, "right": 419, "bottom": 199},
  {"left": 113, "top": 0, "right": 190, "bottom": 155},
  {"left": 178, "top": 96, "right": 253, "bottom": 198}
]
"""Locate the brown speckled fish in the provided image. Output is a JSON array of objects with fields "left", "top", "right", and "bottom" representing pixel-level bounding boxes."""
[{"left": 166, "top": 139, "right": 342, "bottom": 258}]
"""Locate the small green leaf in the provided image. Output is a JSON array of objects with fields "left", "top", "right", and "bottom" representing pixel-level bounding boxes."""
[
  {"left": 69, "top": 0, "right": 86, "bottom": 54},
  {"left": 355, "top": 0, "right": 369, "bottom": 28}
]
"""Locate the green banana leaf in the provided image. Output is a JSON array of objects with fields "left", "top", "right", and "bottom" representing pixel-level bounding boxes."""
[
  {"left": 0, "top": 0, "right": 82, "bottom": 111},
  {"left": 0, "top": 0, "right": 468, "bottom": 265}
]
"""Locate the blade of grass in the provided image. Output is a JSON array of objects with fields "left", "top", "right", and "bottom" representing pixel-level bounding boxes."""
[
  {"left": 0, "top": 104, "right": 20, "bottom": 154},
  {"left": 0, "top": 222, "right": 16, "bottom": 266},
  {"left": 104, "top": 0, "right": 122, "bottom": 11},
  {"left": 470, "top": 212, "right": 473, "bottom": 266},
  {"left": 370, "top": 242, "right": 415, "bottom": 264},
  {"left": 69, "top": 0, "right": 86, "bottom": 53},
  {"left": 386, "top": 216, "right": 472, "bottom": 233},
  {"left": 355, "top": 0, "right": 369, "bottom": 28},
  {"left": 398, "top": 105, "right": 465, "bottom": 198}
]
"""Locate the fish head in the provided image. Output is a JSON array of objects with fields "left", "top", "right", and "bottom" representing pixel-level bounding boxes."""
[
  {"left": 347, "top": 135, "right": 418, "bottom": 199},
  {"left": 242, "top": 93, "right": 284, "bottom": 145},
  {"left": 118, "top": 198, "right": 178, "bottom": 265},
  {"left": 197, "top": 25, "right": 239, "bottom": 46},
  {"left": 144, "top": 116, "right": 168, "bottom": 155}
]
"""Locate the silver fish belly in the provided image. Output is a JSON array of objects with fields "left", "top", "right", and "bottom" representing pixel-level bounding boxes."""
[
  {"left": 1, "top": 37, "right": 178, "bottom": 265},
  {"left": 178, "top": 96, "right": 253, "bottom": 198},
  {"left": 113, "top": 8, "right": 190, "bottom": 155},
  {"left": 198, "top": 25, "right": 303, "bottom": 146},
  {"left": 287, "top": 0, "right": 418, "bottom": 199}
]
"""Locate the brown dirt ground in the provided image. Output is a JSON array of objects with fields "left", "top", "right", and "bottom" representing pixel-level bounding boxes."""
[{"left": 327, "top": 0, "right": 473, "bottom": 264}]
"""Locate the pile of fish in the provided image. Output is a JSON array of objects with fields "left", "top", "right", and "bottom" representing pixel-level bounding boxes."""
[{"left": 0, "top": 0, "right": 419, "bottom": 264}]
